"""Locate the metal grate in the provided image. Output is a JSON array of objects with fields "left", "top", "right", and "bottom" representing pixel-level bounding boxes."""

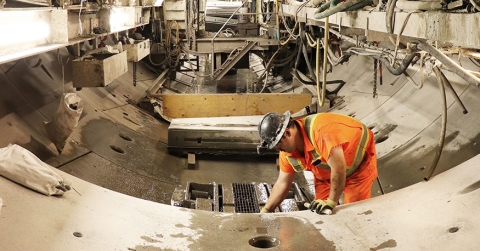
[{"left": 232, "top": 183, "right": 260, "bottom": 213}]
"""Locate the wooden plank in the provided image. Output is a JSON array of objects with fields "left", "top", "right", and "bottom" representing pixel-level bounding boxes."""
[{"left": 161, "top": 93, "right": 312, "bottom": 118}]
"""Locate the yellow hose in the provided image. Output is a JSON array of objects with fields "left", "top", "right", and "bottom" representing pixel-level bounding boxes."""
[{"left": 280, "top": 22, "right": 298, "bottom": 46}]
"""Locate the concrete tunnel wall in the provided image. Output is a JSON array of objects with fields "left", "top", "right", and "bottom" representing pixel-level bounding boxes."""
[{"left": 0, "top": 47, "right": 479, "bottom": 250}]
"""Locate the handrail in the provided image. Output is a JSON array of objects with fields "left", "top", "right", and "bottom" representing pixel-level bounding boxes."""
[{"left": 210, "top": 0, "right": 248, "bottom": 76}]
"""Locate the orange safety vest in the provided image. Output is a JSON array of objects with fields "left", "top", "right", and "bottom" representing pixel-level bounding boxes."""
[{"left": 285, "top": 113, "right": 370, "bottom": 177}]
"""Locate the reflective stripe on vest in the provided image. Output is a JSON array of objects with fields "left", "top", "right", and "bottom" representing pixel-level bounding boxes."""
[{"left": 285, "top": 114, "right": 370, "bottom": 177}]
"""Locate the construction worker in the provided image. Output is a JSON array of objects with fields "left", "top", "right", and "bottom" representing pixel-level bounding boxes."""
[{"left": 257, "top": 111, "right": 378, "bottom": 214}]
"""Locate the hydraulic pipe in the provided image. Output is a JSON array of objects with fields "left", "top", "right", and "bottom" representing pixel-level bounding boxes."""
[
  {"left": 424, "top": 66, "right": 448, "bottom": 181},
  {"left": 417, "top": 42, "right": 480, "bottom": 87}
]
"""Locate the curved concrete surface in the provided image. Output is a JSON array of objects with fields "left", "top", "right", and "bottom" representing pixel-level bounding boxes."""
[
  {"left": 1, "top": 143, "right": 479, "bottom": 250},
  {"left": 1, "top": 46, "right": 480, "bottom": 250}
]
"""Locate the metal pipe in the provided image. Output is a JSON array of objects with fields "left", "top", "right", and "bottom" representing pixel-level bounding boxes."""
[
  {"left": 417, "top": 42, "right": 480, "bottom": 87},
  {"left": 424, "top": 66, "right": 448, "bottom": 181}
]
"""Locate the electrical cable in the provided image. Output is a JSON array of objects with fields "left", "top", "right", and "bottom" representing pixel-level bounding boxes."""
[{"left": 259, "top": 47, "right": 283, "bottom": 93}]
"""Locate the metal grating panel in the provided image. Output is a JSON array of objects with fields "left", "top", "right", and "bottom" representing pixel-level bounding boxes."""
[{"left": 232, "top": 183, "right": 259, "bottom": 213}]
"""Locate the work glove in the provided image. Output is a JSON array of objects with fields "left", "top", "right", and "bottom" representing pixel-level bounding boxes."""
[
  {"left": 260, "top": 207, "right": 272, "bottom": 214},
  {"left": 309, "top": 198, "right": 337, "bottom": 215}
]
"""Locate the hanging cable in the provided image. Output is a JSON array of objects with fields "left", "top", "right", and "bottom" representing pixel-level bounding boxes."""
[
  {"left": 280, "top": 22, "right": 299, "bottom": 46},
  {"left": 259, "top": 48, "right": 283, "bottom": 93},
  {"left": 436, "top": 65, "right": 468, "bottom": 114},
  {"left": 424, "top": 66, "right": 448, "bottom": 181}
]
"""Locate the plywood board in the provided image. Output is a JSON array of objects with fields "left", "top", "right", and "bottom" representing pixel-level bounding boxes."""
[{"left": 160, "top": 93, "right": 312, "bottom": 118}]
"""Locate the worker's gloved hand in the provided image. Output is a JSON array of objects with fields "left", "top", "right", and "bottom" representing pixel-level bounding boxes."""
[
  {"left": 260, "top": 207, "right": 272, "bottom": 214},
  {"left": 309, "top": 198, "right": 337, "bottom": 215}
]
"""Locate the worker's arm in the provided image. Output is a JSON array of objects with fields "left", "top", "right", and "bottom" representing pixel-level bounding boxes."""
[
  {"left": 326, "top": 145, "right": 347, "bottom": 203},
  {"left": 309, "top": 145, "right": 347, "bottom": 214},
  {"left": 262, "top": 170, "right": 296, "bottom": 213}
]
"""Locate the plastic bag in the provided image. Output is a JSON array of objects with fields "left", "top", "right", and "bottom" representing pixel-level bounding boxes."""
[
  {"left": 45, "top": 93, "right": 83, "bottom": 153},
  {"left": 0, "top": 144, "right": 72, "bottom": 196}
]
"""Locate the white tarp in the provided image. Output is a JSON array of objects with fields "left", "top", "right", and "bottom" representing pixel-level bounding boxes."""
[{"left": 0, "top": 144, "right": 71, "bottom": 196}]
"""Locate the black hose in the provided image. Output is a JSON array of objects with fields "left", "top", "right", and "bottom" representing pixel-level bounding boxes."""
[
  {"left": 305, "top": 80, "right": 346, "bottom": 95},
  {"left": 371, "top": 54, "right": 417, "bottom": 76}
]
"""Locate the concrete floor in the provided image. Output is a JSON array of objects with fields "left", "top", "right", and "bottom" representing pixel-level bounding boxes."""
[
  {"left": 1, "top": 45, "right": 480, "bottom": 250},
  {"left": 1, "top": 46, "right": 479, "bottom": 204}
]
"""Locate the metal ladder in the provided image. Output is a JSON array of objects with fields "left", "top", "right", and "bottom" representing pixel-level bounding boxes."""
[{"left": 212, "top": 41, "right": 257, "bottom": 80}]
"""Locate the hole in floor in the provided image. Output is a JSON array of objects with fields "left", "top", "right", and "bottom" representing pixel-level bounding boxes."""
[
  {"left": 119, "top": 133, "right": 133, "bottom": 141},
  {"left": 249, "top": 236, "right": 280, "bottom": 249},
  {"left": 449, "top": 227, "right": 459, "bottom": 233},
  {"left": 110, "top": 145, "right": 125, "bottom": 154}
]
